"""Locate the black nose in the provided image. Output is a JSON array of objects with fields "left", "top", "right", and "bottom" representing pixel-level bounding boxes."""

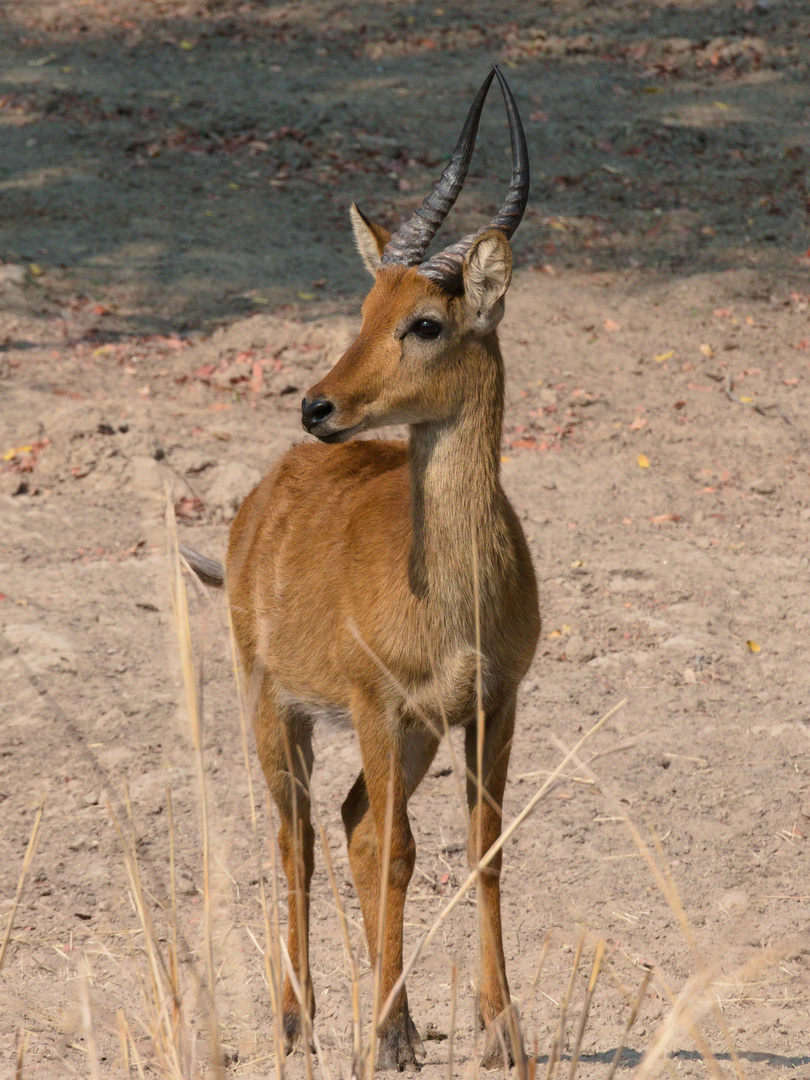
[{"left": 301, "top": 397, "right": 334, "bottom": 430}]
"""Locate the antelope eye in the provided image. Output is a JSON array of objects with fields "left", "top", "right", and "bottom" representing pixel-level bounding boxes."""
[{"left": 409, "top": 317, "right": 442, "bottom": 340}]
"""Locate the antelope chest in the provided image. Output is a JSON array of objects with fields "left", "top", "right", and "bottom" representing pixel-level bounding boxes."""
[{"left": 407, "top": 645, "right": 498, "bottom": 727}]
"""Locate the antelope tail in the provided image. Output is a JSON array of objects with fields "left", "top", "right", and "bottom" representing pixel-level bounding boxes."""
[{"left": 179, "top": 546, "right": 225, "bottom": 587}]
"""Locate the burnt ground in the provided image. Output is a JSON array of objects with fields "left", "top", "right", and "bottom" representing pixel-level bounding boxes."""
[{"left": 1, "top": 2, "right": 810, "bottom": 1077}]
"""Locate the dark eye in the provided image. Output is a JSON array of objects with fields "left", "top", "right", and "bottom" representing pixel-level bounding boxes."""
[{"left": 409, "top": 318, "right": 442, "bottom": 340}]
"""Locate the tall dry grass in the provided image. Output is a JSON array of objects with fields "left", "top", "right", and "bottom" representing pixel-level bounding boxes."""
[{"left": 3, "top": 505, "right": 787, "bottom": 1079}]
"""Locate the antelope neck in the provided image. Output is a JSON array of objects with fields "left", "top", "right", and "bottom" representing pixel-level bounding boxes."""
[{"left": 407, "top": 334, "right": 508, "bottom": 607}]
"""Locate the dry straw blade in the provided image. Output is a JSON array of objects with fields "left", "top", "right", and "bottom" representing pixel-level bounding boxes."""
[
  {"left": 166, "top": 492, "right": 223, "bottom": 1079},
  {"left": 605, "top": 967, "right": 652, "bottom": 1080},
  {"left": 78, "top": 953, "right": 101, "bottom": 1080},
  {"left": 15, "top": 1029, "right": 30, "bottom": 1080},
  {"left": 550, "top": 737, "right": 758, "bottom": 1080},
  {"left": 0, "top": 797, "right": 44, "bottom": 974},
  {"left": 544, "top": 929, "right": 585, "bottom": 1080},
  {"left": 566, "top": 939, "right": 606, "bottom": 1080}
]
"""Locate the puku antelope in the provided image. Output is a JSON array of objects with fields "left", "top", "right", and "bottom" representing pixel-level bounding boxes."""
[{"left": 183, "top": 67, "right": 540, "bottom": 1070}]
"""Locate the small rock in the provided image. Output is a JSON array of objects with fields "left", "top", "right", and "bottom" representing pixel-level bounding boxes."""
[
  {"left": 683, "top": 667, "right": 697, "bottom": 684},
  {"left": 0, "top": 473, "right": 28, "bottom": 496},
  {"left": 750, "top": 479, "right": 775, "bottom": 495}
]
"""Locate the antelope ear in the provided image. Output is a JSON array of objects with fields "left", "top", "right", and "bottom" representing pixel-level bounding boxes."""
[
  {"left": 350, "top": 203, "right": 391, "bottom": 277},
  {"left": 461, "top": 229, "right": 513, "bottom": 335}
]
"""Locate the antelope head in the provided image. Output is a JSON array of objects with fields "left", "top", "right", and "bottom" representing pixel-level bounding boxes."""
[{"left": 301, "top": 66, "right": 529, "bottom": 442}]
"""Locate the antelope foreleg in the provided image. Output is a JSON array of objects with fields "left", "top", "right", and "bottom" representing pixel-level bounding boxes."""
[
  {"left": 465, "top": 697, "right": 523, "bottom": 1070},
  {"left": 344, "top": 703, "right": 438, "bottom": 1070}
]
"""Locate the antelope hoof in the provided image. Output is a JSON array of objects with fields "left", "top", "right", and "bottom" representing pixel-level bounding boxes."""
[
  {"left": 283, "top": 1008, "right": 303, "bottom": 1054},
  {"left": 480, "top": 1010, "right": 522, "bottom": 1071},
  {"left": 283, "top": 1003, "right": 316, "bottom": 1056},
  {"left": 377, "top": 1008, "right": 425, "bottom": 1071}
]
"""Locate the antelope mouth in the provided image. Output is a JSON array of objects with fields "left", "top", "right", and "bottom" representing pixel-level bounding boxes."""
[{"left": 317, "top": 423, "right": 364, "bottom": 445}]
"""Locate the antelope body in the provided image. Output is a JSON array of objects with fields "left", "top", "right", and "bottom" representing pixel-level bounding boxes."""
[{"left": 187, "top": 69, "right": 540, "bottom": 1070}]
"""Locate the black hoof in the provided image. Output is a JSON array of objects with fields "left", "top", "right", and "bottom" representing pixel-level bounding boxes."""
[
  {"left": 480, "top": 1009, "right": 523, "bottom": 1071},
  {"left": 376, "top": 1007, "right": 425, "bottom": 1071}
]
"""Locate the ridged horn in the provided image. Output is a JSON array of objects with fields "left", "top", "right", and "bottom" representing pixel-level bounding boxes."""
[
  {"left": 380, "top": 68, "right": 496, "bottom": 267},
  {"left": 419, "top": 66, "right": 530, "bottom": 287}
]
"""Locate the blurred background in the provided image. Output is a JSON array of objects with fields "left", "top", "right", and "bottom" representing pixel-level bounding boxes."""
[{"left": 1, "top": 0, "right": 809, "bottom": 330}]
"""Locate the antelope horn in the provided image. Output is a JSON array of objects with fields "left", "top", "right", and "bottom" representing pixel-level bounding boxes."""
[
  {"left": 380, "top": 68, "right": 496, "bottom": 267},
  {"left": 419, "top": 66, "right": 530, "bottom": 287}
]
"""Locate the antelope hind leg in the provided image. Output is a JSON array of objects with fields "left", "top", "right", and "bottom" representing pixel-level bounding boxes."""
[{"left": 253, "top": 689, "right": 316, "bottom": 1050}]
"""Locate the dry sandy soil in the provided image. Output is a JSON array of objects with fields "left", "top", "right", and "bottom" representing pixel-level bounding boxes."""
[{"left": 2, "top": 1, "right": 810, "bottom": 1077}]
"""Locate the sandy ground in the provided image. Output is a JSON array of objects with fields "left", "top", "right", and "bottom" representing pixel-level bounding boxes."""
[{"left": 2, "top": 1, "right": 810, "bottom": 1077}]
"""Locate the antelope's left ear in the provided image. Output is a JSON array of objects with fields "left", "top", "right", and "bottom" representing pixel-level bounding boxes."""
[
  {"left": 350, "top": 203, "right": 391, "bottom": 277},
  {"left": 461, "top": 229, "right": 513, "bottom": 335}
]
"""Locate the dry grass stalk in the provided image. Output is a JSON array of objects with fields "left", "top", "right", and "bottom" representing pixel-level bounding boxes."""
[
  {"left": 632, "top": 964, "right": 722, "bottom": 1080},
  {"left": 274, "top": 933, "right": 333, "bottom": 1080},
  {"left": 447, "top": 960, "right": 459, "bottom": 1080},
  {"left": 605, "top": 966, "right": 652, "bottom": 1080},
  {"left": 15, "top": 1029, "right": 30, "bottom": 1080},
  {"left": 378, "top": 700, "right": 626, "bottom": 1030},
  {"left": 610, "top": 810, "right": 744, "bottom": 1079},
  {"left": 117, "top": 1009, "right": 148, "bottom": 1080},
  {"left": 566, "top": 939, "right": 605, "bottom": 1080},
  {"left": 647, "top": 826, "right": 746, "bottom": 1080},
  {"left": 78, "top": 953, "right": 101, "bottom": 1080},
  {"left": 0, "top": 797, "right": 44, "bottom": 974},
  {"left": 525, "top": 931, "right": 553, "bottom": 1009},
  {"left": 643, "top": 966, "right": 727, "bottom": 1080},
  {"left": 108, "top": 795, "right": 188, "bottom": 1077},
  {"left": 167, "top": 496, "right": 223, "bottom": 1079},
  {"left": 166, "top": 786, "right": 183, "bottom": 1037},
  {"left": 552, "top": 739, "right": 752, "bottom": 1080},
  {"left": 544, "top": 929, "right": 585, "bottom": 1080}
]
